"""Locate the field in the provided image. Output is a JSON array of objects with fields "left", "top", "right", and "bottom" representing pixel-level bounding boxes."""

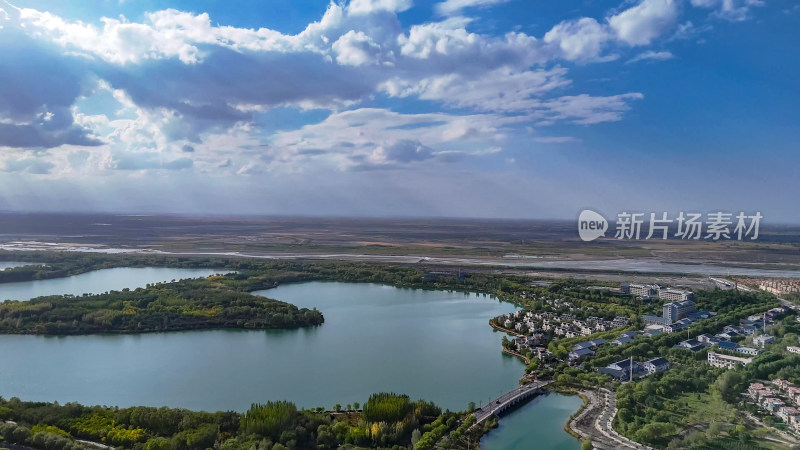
[{"left": 2, "top": 214, "right": 800, "bottom": 277}]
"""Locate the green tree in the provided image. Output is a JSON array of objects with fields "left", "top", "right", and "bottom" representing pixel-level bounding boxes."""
[{"left": 411, "top": 429, "right": 422, "bottom": 446}]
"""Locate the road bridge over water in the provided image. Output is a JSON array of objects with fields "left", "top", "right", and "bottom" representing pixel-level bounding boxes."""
[{"left": 472, "top": 380, "right": 553, "bottom": 425}]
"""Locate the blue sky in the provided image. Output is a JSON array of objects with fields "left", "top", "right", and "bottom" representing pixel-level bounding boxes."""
[{"left": 0, "top": 0, "right": 798, "bottom": 221}]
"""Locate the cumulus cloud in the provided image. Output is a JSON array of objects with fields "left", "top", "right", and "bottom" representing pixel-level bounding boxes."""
[
  {"left": 0, "top": 0, "right": 752, "bottom": 178},
  {"left": 435, "top": 0, "right": 510, "bottom": 16},
  {"left": 332, "top": 30, "right": 384, "bottom": 66},
  {"left": 348, "top": 0, "right": 413, "bottom": 15},
  {"left": 544, "top": 18, "right": 613, "bottom": 61},
  {"left": 0, "top": 19, "right": 102, "bottom": 148},
  {"left": 608, "top": 0, "right": 680, "bottom": 46}
]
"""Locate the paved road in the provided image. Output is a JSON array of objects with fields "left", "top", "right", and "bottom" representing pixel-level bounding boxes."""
[
  {"left": 593, "top": 389, "right": 653, "bottom": 450},
  {"left": 472, "top": 380, "right": 553, "bottom": 425}
]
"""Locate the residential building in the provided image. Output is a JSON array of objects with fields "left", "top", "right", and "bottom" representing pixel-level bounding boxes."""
[
  {"left": 612, "top": 336, "right": 633, "bottom": 346},
  {"left": 736, "top": 346, "right": 761, "bottom": 356},
  {"left": 643, "top": 357, "right": 670, "bottom": 375},
  {"left": 598, "top": 367, "right": 628, "bottom": 380},
  {"left": 663, "top": 300, "right": 697, "bottom": 323},
  {"left": 787, "top": 346, "right": 800, "bottom": 354},
  {"left": 642, "top": 315, "right": 669, "bottom": 326},
  {"left": 697, "top": 333, "right": 720, "bottom": 344},
  {"left": 716, "top": 331, "right": 740, "bottom": 341},
  {"left": 659, "top": 288, "right": 696, "bottom": 302},
  {"left": 621, "top": 283, "right": 658, "bottom": 297},
  {"left": 708, "top": 351, "right": 753, "bottom": 369},
  {"left": 754, "top": 335, "right": 775, "bottom": 348},
  {"left": 675, "top": 339, "right": 707, "bottom": 352},
  {"left": 568, "top": 347, "right": 593, "bottom": 362},
  {"left": 716, "top": 341, "right": 739, "bottom": 351},
  {"left": 643, "top": 329, "right": 663, "bottom": 337},
  {"left": 599, "top": 358, "right": 642, "bottom": 381}
]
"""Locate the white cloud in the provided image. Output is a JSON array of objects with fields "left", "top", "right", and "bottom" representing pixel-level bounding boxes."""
[
  {"left": 332, "top": 30, "right": 384, "bottom": 66},
  {"left": 0, "top": 0, "right": 713, "bottom": 178},
  {"left": 627, "top": 50, "right": 675, "bottom": 63},
  {"left": 690, "top": 0, "right": 764, "bottom": 21},
  {"left": 535, "top": 93, "right": 645, "bottom": 125},
  {"left": 608, "top": 0, "right": 679, "bottom": 46},
  {"left": 384, "top": 67, "right": 572, "bottom": 112},
  {"left": 348, "top": 0, "right": 413, "bottom": 15},
  {"left": 2, "top": 157, "right": 56, "bottom": 174},
  {"left": 544, "top": 18, "right": 613, "bottom": 61},
  {"left": 435, "top": 0, "right": 509, "bottom": 16}
]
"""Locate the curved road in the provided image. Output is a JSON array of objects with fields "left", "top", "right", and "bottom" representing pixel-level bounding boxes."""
[{"left": 594, "top": 389, "right": 652, "bottom": 450}]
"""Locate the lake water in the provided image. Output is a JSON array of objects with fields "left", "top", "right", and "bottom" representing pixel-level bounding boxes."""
[
  {"left": 481, "top": 393, "right": 583, "bottom": 450},
  {"left": 0, "top": 281, "right": 523, "bottom": 412},
  {"left": 0, "top": 267, "right": 226, "bottom": 301}
]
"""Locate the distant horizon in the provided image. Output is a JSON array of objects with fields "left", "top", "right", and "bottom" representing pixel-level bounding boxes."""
[{"left": 2, "top": 209, "right": 800, "bottom": 227}]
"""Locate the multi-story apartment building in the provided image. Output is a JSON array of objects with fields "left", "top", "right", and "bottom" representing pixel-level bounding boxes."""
[
  {"left": 708, "top": 351, "right": 753, "bottom": 369},
  {"left": 663, "top": 300, "right": 697, "bottom": 323}
]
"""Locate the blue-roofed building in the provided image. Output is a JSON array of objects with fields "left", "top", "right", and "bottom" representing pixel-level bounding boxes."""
[
  {"left": 568, "top": 347, "right": 594, "bottom": 362},
  {"left": 716, "top": 341, "right": 739, "bottom": 351},
  {"left": 612, "top": 336, "right": 633, "bottom": 346},
  {"left": 643, "top": 358, "right": 670, "bottom": 375}
]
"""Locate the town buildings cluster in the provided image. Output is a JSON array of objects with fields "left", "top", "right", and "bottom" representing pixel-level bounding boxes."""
[
  {"left": 621, "top": 283, "right": 696, "bottom": 301},
  {"left": 497, "top": 309, "right": 631, "bottom": 340},
  {"left": 734, "top": 278, "right": 800, "bottom": 296},
  {"left": 597, "top": 356, "right": 670, "bottom": 381},
  {"left": 748, "top": 379, "right": 800, "bottom": 433},
  {"left": 641, "top": 299, "right": 716, "bottom": 333},
  {"left": 670, "top": 307, "right": 789, "bottom": 360}
]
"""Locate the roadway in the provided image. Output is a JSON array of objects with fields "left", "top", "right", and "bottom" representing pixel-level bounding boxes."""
[
  {"left": 593, "top": 388, "right": 653, "bottom": 450},
  {"left": 472, "top": 380, "right": 552, "bottom": 425}
]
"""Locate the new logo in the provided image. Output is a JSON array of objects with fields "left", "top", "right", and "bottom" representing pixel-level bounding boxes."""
[{"left": 578, "top": 209, "right": 608, "bottom": 242}]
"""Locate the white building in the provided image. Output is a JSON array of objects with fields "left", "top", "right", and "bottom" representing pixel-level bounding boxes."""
[
  {"left": 643, "top": 357, "right": 670, "bottom": 375},
  {"left": 708, "top": 351, "right": 753, "bottom": 369},
  {"left": 736, "top": 347, "right": 761, "bottom": 356},
  {"left": 659, "top": 288, "right": 696, "bottom": 302},
  {"left": 753, "top": 335, "right": 775, "bottom": 349}
]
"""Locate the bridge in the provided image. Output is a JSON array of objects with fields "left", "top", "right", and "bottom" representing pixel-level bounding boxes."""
[{"left": 472, "top": 380, "right": 553, "bottom": 425}]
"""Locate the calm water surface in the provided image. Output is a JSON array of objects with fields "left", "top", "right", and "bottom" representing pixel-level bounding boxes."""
[
  {"left": 0, "top": 267, "right": 226, "bottom": 301},
  {"left": 0, "top": 281, "right": 523, "bottom": 412},
  {"left": 481, "top": 393, "right": 583, "bottom": 450}
]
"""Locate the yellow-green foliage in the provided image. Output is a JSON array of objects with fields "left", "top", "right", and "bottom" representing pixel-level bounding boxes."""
[
  {"left": 362, "top": 393, "right": 412, "bottom": 423},
  {"left": 31, "top": 424, "right": 70, "bottom": 437},
  {"left": 106, "top": 425, "right": 147, "bottom": 446}
]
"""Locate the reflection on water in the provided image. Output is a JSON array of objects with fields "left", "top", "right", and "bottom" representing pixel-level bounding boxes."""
[{"left": 0, "top": 281, "right": 522, "bottom": 412}]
